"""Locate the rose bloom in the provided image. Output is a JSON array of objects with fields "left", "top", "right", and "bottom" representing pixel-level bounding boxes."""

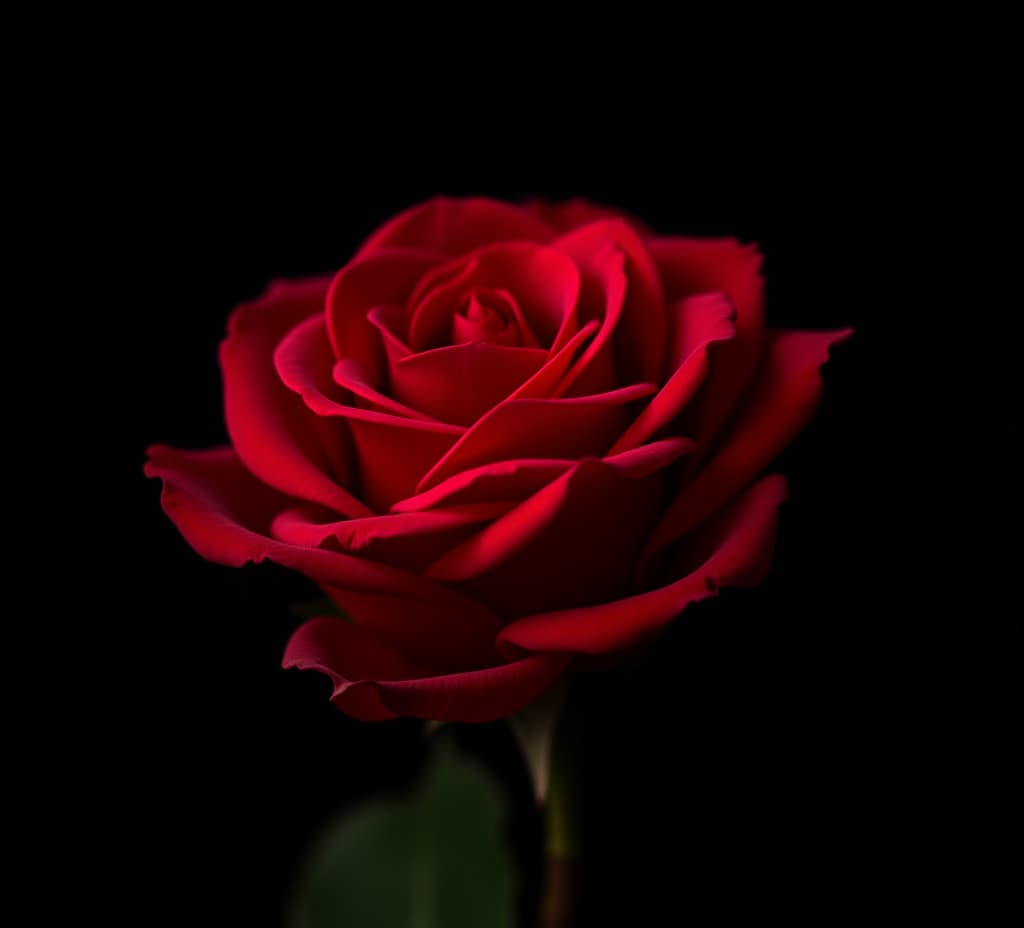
[{"left": 146, "top": 197, "right": 850, "bottom": 723}]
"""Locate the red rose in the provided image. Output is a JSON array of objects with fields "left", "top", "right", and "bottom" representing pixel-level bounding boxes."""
[{"left": 146, "top": 197, "right": 850, "bottom": 723}]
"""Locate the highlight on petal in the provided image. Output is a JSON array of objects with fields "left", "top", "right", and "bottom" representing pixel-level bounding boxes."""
[
  {"left": 548, "top": 244, "right": 625, "bottom": 397},
  {"left": 504, "top": 319, "right": 601, "bottom": 403},
  {"left": 277, "top": 318, "right": 460, "bottom": 431},
  {"left": 355, "top": 196, "right": 555, "bottom": 260},
  {"left": 497, "top": 474, "right": 789, "bottom": 658},
  {"left": 417, "top": 383, "right": 657, "bottom": 492},
  {"left": 220, "top": 277, "right": 371, "bottom": 519},
  {"left": 391, "top": 436, "right": 690, "bottom": 514},
  {"left": 345, "top": 415, "right": 463, "bottom": 513},
  {"left": 284, "top": 616, "right": 571, "bottom": 722},
  {"left": 643, "top": 327, "right": 854, "bottom": 558},
  {"left": 145, "top": 444, "right": 502, "bottom": 670},
  {"left": 601, "top": 437, "right": 695, "bottom": 477},
  {"left": 332, "top": 358, "right": 438, "bottom": 421},
  {"left": 391, "top": 458, "right": 576, "bottom": 513},
  {"left": 426, "top": 444, "right": 689, "bottom": 584},
  {"left": 426, "top": 449, "right": 685, "bottom": 620},
  {"left": 270, "top": 501, "right": 513, "bottom": 574}
]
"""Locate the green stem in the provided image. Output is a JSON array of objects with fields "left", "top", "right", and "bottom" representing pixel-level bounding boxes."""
[
  {"left": 544, "top": 740, "right": 578, "bottom": 859},
  {"left": 539, "top": 694, "right": 581, "bottom": 927}
]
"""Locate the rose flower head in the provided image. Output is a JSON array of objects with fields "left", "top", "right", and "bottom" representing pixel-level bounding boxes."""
[{"left": 146, "top": 197, "right": 851, "bottom": 722}]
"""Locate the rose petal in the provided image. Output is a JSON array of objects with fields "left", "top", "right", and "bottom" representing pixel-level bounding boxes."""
[
  {"left": 355, "top": 196, "right": 555, "bottom": 260},
  {"left": 390, "top": 342, "right": 548, "bottom": 426},
  {"left": 601, "top": 436, "right": 695, "bottom": 477},
  {"left": 504, "top": 319, "right": 601, "bottom": 405},
  {"left": 274, "top": 315, "right": 464, "bottom": 510},
  {"left": 280, "top": 315, "right": 432, "bottom": 422},
  {"left": 550, "top": 245, "right": 624, "bottom": 396},
  {"left": 405, "top": 248, "right": 584, "bottom": 362},
  {"left": 145, "top": 444, "right": 291, "bottom": 542},
  {"left": 648, "top": 237, "right": 765, "bottom": 453},
  {"left": 392, "top": 458, "right": 576, "bottom": 513},
  {"left": 407, "top": 243, "right": 580, "bottom": 351},
  {"left": 332, "top": 358, "right": 437, "bottom": 421},
  {"left": 427, "top": 450, "right": 686, "bottom": 619},
  {"left": 391, "top": 436, "right": 690, "bottom": 513},
  {"left": 345, "top": 416, "right": 462, "bottom": 512},
  {"left": 325, "top": 248, "right": 440, "bottom": 379},
  {"left": 607, "top": 293, "right": 737, "bottom": 454},
  {"left": 284, "top": 616, "right": 570, "bottom": 722},
  {"left": 427, "top": 440, "right": 691, "bottom": 583},
  {"left": 554, "top": 219, "right": 667, "bottom": 390},
  {"left": 650, "top": 237, "right": 763, "bottom": 317},
  {"left": 417, "top": 383, "right": 657, "bottom": 492},
  {"left": 276, "top": 316, "right": 461, "bottom": 436},
  {"left": 220, "top": 277, "right": 371, "bottom": 519},
  {"left": 366, "top": 305, "right": 414, "bottom": 365},
  {"left": 497, "top": 474, "right": 789, "bottom": 657},
  {"left": 270, "top": 501, "right": 513, "bottom": 573},
  {"left": 144, "top": 445, "right": 501, "bottom": 669},
  {"left": 281, "top": 615, "right": 432, "bottom": 721},
  {"left": 453, "top": 290, "right": 529, "bottom": 347},
  {"left": 643, "top": 328, "right": 853, "bottom": 558}
]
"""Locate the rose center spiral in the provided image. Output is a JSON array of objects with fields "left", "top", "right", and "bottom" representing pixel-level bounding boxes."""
[{"left": 451, "top": 289, "right": 522, "bottom": 348}]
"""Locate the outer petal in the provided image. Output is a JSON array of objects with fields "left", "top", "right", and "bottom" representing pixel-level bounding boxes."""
[
  {"left": 270, "top": 501, "right": 513, "bottom": 574},
  {"left": 426, "top": 446, "right": 689, "bottom": 620},
  {"left": 497, "top": 474, "right": 789, "bottom": 657},
  {"left": 643, "top": 328, "right": 853, "bottom": 558},
  {"left": 648, "top": 237, "right": 765, "bottom": 453},
  {"left": 220, "top": 277, "right": 371, "bottom": 519},
  {"left": 608, "top": 293, "right": 736, "bottom": 454},
  {"left": 144, "top": 445, "right": 502, "bottom": 669},
  {"left": 281, "top": 615, "right": 432, "bottom": 721},
  {"left": 355, "top": 196, "right": 555, "bottom": 260},
  {"left": 284, "top": 617, "right": 571, "bottom": 722},
  {"left": 648, "top": 237, "right": 763, "bottom": 334}
]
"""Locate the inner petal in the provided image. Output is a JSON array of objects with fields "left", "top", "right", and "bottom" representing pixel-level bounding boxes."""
[
  {"left": 407, "top": 243, "right": 579, "bottom": 352},
  {"left": 390, "top": 341, "right": 548, "bottom": 427},
  {"left": 452, "top": 289, "right": 523, "bottom": 347}
]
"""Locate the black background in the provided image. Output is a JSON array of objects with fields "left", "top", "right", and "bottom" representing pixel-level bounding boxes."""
[{"left": 103, "top": 127, "right": 902, "bottom": 925}]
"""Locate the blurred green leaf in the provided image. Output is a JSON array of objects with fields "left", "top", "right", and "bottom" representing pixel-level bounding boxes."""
[{"left": 289, "top": 743, "right": 515, "bottom": 928}]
